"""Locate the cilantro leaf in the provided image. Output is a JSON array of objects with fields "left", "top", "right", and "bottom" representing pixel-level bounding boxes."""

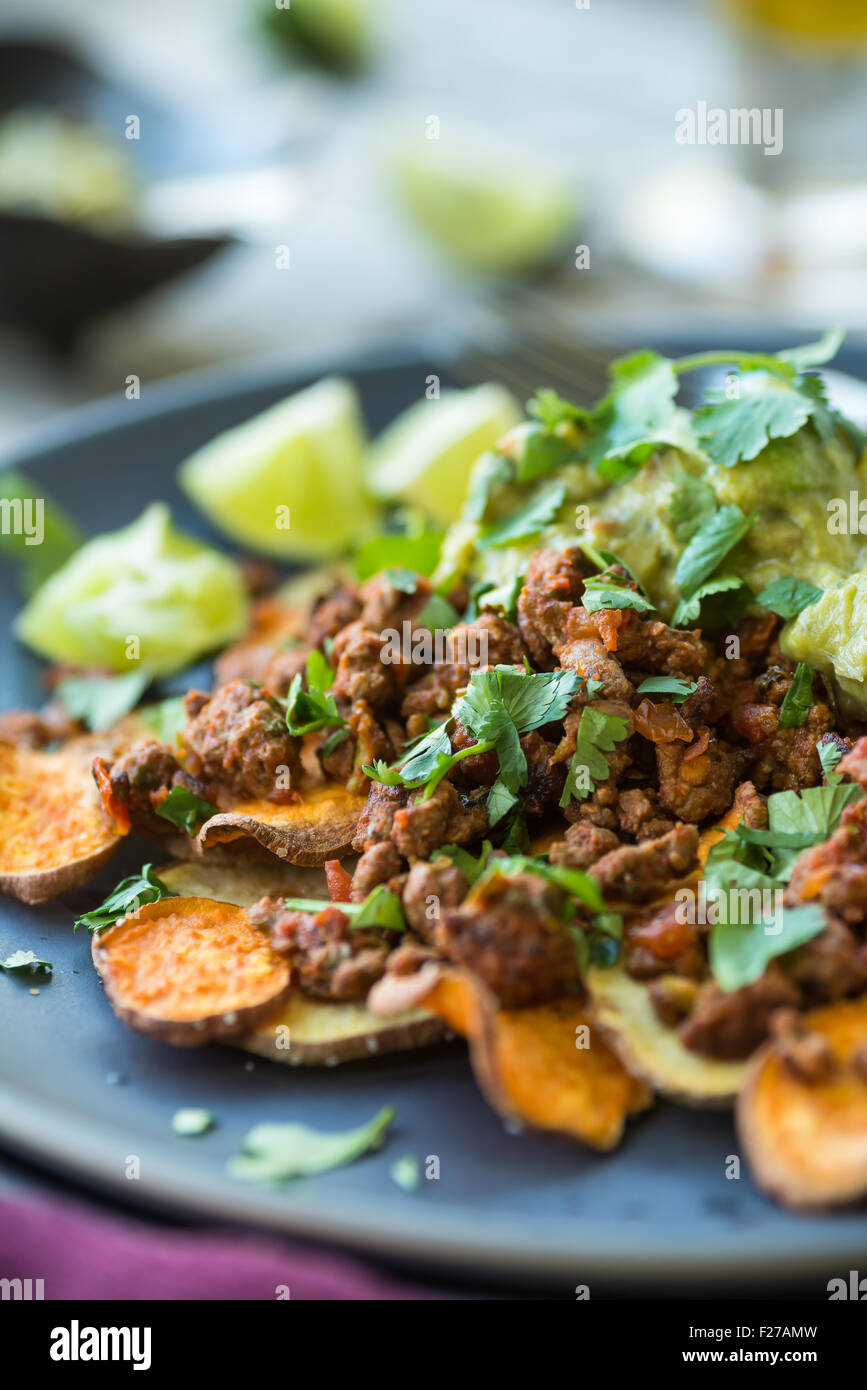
[
  {"left": 352, "top": 884, "right": 407, "bottom": 932},
  {"left": 476, "top": 481, "right": 566, "bottom": 550},
  {"left": 155, "top": 786, "right": 219, "bottom": 836},
  {"left": 559, "top": 706, "right": 630, "bottom": 808},
  {"left": 778, "top": 662, "right": 814, "bottom": 729},
  {"left": 526, "top": 388, "right": 592, "bottom": 430},
  {"left": 768, "top": 781, "right": 863, "bottom": 844},
  {"left": 432, "top": 840, "right": 494, "bottom": 884},
  {"left": 669, "top": 472, "right": 717, "bottom": 542},
  {"left": 581, "top": 577, "right": 655, "bottom": 614},
  {"left": 382, "top": 567, "right": 419, "bottom": 593},
  {"left": 671, "top": 574, "right": 746, "bottom": 628},
  {"left": 474, "top": 853, "right": 604, "bottom": 914},
  {"left": 137, "top": 696, "right": 187, "bottom": 745},
  {"left": 635, "top": 677, "right": 698, "bottom": 704},
  {"left": 74, "top": 864, "right": 172, "bottom": 934},
  {"left": 229, "top": 1106, "right": 395, "bottom": 1184},
  {"left": 674, "top": 504, "right": 757, "bottom": 598},
  {"left": 817, "top": 737, "right": 844, "bottom": 786},
  {"left": 286, "top": 651, "right": 346, "bottom": 737},
  {"left": 709, "top": 903, "right": 826, "bottom": 992},
  {"left": 415, "top": 593, "right": 459, "bottom": 630},
  {"left": 353, "top": 526, "right": 443, "bottom": 580},
  {"left": 172, "top": 1108, "right": 215, "bottom": 1137},
  {"left": 694, "top": 373, "right": 814, "bottom": 468},
  {"left": 516, "top": 426, "right": 580, "bottom": 484},
  {"left": 487, "top": 776, "right": 519, "bottom": 825},
  {"left": 56, "top": 670, "right": 150, "bottom": 732},
  {"left": 0, "top": 949, "right": 52, "bottom": 977},
  {"left": 755, "top": 577, "right": 823, "bottom": 620},
  {"left": 478, "top": 572, "right": 523, "bottom": 622},
  {"left": 463, "top": 451, "right": 512, "bottom": 524},
  {"left": 587, "top": 350, "right": 694, "bottom": 475}
]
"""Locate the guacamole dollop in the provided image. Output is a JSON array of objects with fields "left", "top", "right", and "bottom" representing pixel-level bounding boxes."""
[{"left": 439, "top": 336, "right": 867, "bottom": 707}]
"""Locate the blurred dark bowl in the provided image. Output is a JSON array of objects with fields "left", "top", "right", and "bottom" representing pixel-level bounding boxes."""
[{"left": 0, "top": 39, "right": 231, "bottom": 349}]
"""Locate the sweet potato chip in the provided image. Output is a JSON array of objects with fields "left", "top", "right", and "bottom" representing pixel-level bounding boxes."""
[
  {"left": 0, "top": 736, "right": 124, "bottom": 903},
  {"left": 424, "top": 970, "right": 652, "bottom": 1150},
  {"left": 737, "top": 994, "right": 867, "bottom": 1208},
  {"left": 154, "top": 858, "right": 446, "bottom": 1065},
  {"left": 586, "top": 963, "right": 747, "bottom": 1106},
  {"left": 195, "top": 781, "right": 368, "bottom": 866},
  {"left": 92, "top": 896, "right": 292, "bottom": 1045}
]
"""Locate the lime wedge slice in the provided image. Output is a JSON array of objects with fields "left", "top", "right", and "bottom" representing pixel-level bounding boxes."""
[
  {"left": 389, "top": 126, "right": 575, "bottom": 274},
  {"left": 15, "top": 503, "right": 248, "bottom": 677},
  {"left": 179, "top": 376, "right": 378, "bottom": 560},
  {"left": 367, "top": 384, "right": 523, "bottom": 525}
]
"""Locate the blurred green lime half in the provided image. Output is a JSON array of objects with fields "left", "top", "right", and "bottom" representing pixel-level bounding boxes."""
[
  {"left": 389, "top": 128, "right": 576, "bottom": 275},
  {"left": 366, "top": 384, "right": 523, "bottom": 525},
  {"left": 261, "top": 0, "right": 373, "bottom": 74},
  {"left": 15, "top": 503, "right": 248, "bottom": 677},
  {"left": 179, "top": 376, "right": 379, "bottom": 560}
]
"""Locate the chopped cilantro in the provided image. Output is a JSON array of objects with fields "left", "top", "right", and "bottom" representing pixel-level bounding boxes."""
[
  {"left": 285, "top": 651, "right": 347, "bottom": 737},
  {"left": 671, "top": 575, "right": 746, "bottom": 628},
  {"left": 74, "top": 864, "right": 172, "bottom": 934},
  {"left": 669, "top": 473, "right": 717, "bottom": 542},
  {"left": 172, "top": 1108, "right": 215, "bottom": 1137},
  {"left": 56, "top": 670, "right": 150, "bottom": 732},
  {"left": 353, "top": 525, "right": 443, "bottom": 580},
  {"left": 778, "top": 662, "right": 814, "bottom": 729},
  {"left": 476, "top": 481, "right": 566, "bottom": 550},
  {"left": 755, "top": 576, "right": 823, "bottom": 620},
  {"left": 463, "top": 451, "right": 512, "bottom": 524},
  {"left": 581, "top": 576, "right": 655, "bottom": 614},
  {"left": 635, "top": 677, "right": 698, "bottom": 704},
  {"left": 478, "top": 572, "right": 523, "bottom": 622},
  {"left": 515, "top": 426, "right": 579, "bottom": 484},
  {"left": 560, "top": 706, "right": 630, "bottom": 809},
  {"left": 389, "top": 1154, "right": 421, "bottom": 1192},
  {"left": 526, "top": 387, "right": 592, "bottom": 430},
  {"left": 674, "top": 504, "right": 757, "bottom": 600},
  {"left": 415, "top": 592, "right": 459, "bottom": 630},
  {"left": 433, "top": 841, "right": 494, "bottom": 884},
  {"left": 0, "top": 949, "right": 52, "bottom": 978},
  {"left": 817, "top": 737, "right": 844, "bottom": 785},
  {"left": 155, "top": 786, "right": 219, "bottom": 836},
  {"left": 352, "top": 884, "right": 407, "bottom": 932},
  {"left": 382, "top": 566, "right": 419, "bottom": 593},
  {"left": 137, "top": 696, "right": 187, "bottom": 745},
  {"left": 229, "top": 1106, "right": 395, "bottom": 1184}
]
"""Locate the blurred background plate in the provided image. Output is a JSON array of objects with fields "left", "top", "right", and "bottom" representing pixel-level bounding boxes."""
[{"left": 1, "top": 347, "right": 867, "bottom": 1289}]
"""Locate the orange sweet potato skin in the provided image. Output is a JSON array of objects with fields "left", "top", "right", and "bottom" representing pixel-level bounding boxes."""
[
  {"left": 424, "top": 971, "right": 652, "bottom": 1151},
  {"left": 737, "top": 994, "right": 867, "bottom": 1209},
  {"left": 0, "top": 739, "right": 122, "bottom": 903},
  {"left": 92, "top": 896, "right": 291, "bottom": 1046}
]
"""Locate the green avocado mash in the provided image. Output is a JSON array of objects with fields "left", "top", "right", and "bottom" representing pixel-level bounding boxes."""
[{"left": 437, "top": 334, "right": 867, "bottom": 708}]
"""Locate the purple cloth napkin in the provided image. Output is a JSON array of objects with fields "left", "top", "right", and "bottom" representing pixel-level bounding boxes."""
[{"left": 0, "top": 1194, "right": 440, "bottom": 1300}]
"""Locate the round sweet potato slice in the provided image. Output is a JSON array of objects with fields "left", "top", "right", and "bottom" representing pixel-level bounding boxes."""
[
  {"left": 586, "top": 964, "right": 747, "bottom": 1107},
  {"left": 737, "top": 994, "right": 867, "bottom": 1209},
  {"left": 0, "top": 738, "right": 123, "bottom": 904},
  {"left": 92, "top": 896, "right": 291, "bottom": 1045},
  {"left": 424, "top": 970, "right": 652, "bottom": 1151},
  {"left": 154, "top": 858, "right": 446, "bottom": 1064},
  {"left": 195, "top": 782, "right": 368, "bottom": 866}
]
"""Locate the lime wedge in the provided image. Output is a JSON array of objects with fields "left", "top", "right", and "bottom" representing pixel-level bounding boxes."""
[
  {"left": 389, "top": 126, "right": 576, "bottom": 274},
  {"left": 15, "top": 503, "right": 248, "bottom": 677},
  {"left": 367, "top": 384, "right": 523, "bottom": 525},
  {"left": 179, "top": 376, "right": 379, "bottom": 560},
  {"left": 261, "top": 0, "right": 373, "bottom": 73}
]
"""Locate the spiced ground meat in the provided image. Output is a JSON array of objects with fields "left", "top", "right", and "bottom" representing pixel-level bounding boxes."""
[
  {"left": 93, "top": 741, "right": 212, "bottom": 839},
  {"left": 249, "top": 897, "right": 394, "bottom": 1001},
  {"left": 435, "top": 870, "right": 579, "bottom": 1007},
  {"left": 182, "top": 679, "right": 302, "bottom": 801}
]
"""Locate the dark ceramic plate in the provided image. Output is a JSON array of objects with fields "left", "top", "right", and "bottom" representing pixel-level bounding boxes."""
[{"left": 1, "top": 346, "right": 866, "bottom": 1288}]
